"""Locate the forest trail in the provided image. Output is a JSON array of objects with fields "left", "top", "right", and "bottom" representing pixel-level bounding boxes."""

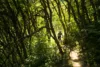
[{"left": 70, "top": 50, "right": 82, "bottom": 67}]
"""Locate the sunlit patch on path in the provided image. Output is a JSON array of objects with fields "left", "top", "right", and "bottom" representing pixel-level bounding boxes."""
[{"left": 70, "top": 50, "right": 82, "bottom": 67}]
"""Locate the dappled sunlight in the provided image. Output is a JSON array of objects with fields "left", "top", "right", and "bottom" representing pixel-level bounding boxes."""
[
  {"left": 72, "top": 62, "right": 81, "bottom": 67},
  {"left": 70, "top": 50, "right": 82, "bottom": 67},
  {"left": 70, "top": 50, "right": 79, "bottom": 60}
]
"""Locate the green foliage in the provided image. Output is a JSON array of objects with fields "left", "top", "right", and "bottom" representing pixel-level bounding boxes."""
[{"left": 0, "top": 0, "right": 100, "bottom": 67}]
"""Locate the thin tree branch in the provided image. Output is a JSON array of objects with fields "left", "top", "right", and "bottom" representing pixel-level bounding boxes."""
[{"left": 20, "top": 26, "right": 46, "bottom": 40}]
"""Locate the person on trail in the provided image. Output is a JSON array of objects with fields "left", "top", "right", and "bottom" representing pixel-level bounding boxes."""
[{"left": 58, "top": 31, "right": 62, "bottom": 41}]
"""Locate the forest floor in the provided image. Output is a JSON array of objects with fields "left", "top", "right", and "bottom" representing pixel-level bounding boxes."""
[{"left": 70, "top": 50, "right": 82, "bottom": 67}]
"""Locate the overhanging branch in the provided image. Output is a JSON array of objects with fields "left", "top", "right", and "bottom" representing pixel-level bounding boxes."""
[{"left": 19, "top": 26, "right": 46, "bottom": 40}]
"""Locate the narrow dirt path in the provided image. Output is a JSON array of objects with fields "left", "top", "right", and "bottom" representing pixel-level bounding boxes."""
[{"left": 70, "top": 50, "right": 82, "bottom": 67}]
